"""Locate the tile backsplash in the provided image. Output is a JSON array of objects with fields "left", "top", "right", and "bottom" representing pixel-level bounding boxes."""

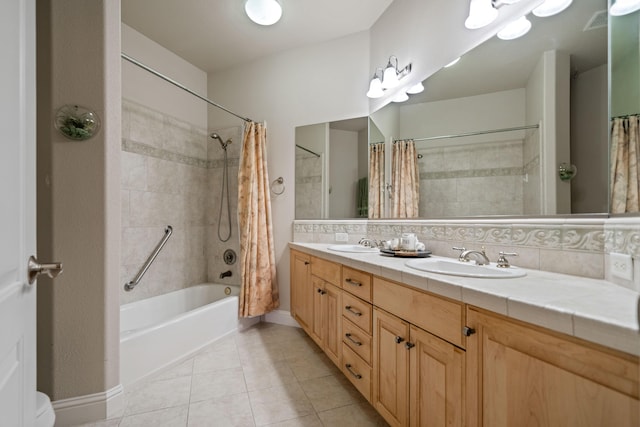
[{"left": 293, "top": 217, "right": 640, "bottom": 291}]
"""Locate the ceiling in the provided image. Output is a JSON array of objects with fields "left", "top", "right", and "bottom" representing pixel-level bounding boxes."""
[{"left": 122, "top": 0, "right": 393, "bottom": 73}]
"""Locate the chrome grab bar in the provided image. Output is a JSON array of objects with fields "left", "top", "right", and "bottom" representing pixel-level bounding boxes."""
[{"left": 124, "top": 225, "right": 173, "bottom": 292}]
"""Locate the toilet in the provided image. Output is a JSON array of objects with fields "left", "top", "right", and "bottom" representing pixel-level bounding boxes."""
[{"left": 36, "top": 391, "right": 55, "bottom": 427}]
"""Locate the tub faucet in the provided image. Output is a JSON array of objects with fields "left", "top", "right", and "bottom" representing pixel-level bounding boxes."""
[{"left": 220, "top": 270, "right": 232, "bottom": 279}]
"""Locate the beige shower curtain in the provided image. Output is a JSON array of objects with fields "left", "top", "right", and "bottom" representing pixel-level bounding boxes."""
[
  {"left": 610, "top": 115, "right": 640, "bottom": 214},
  {"left": 237, "top": 121, "right": 279, "bottom": 317},
  {"left": 391, "top": 139, "right": 419, "bottom": 218},
  {"left": 368, "top": 142, "right": 385, "bottom": 218}
]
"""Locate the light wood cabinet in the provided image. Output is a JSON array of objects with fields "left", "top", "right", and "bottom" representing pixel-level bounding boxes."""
[
  {"left": 312, "top": 279, "right": 342, "bottom": 366},
  {"left": 373, "top": 308, "right": 465, "bottom": 427},
  {"left": 466, "top": 307, "right": 640, "bottom": 427},
  {"left": 290, "top": 250, "right": 312, "bottom": 332}
]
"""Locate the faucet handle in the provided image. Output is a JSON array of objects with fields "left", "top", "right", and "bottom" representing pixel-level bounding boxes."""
[
  {"left": 452, "top": 247, "right": 466, "bottom": 262},
  {"left": 496, "top": 251, "right": 518, "bottom": 268}
]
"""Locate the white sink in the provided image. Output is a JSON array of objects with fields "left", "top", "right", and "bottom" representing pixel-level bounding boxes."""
[
  {"left": 405, "top": 258, "right": 526, "bottom": 279},
  {"left": 327, "top": 244, "right": 379, "bottom": 253}
]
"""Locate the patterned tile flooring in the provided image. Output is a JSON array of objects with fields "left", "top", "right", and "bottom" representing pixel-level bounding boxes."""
[{"left": 77, "top": 323, "right": 388, "bottom": 426}]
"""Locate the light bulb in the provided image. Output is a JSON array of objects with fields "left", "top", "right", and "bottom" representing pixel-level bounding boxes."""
[
  {"left": 497, "top": 16, "right": 531, "bottom": 40},
  {"left": 406, "top": 82, "right": 424, "bottom": 94},
  {"left": 610, "top": 0, "right": 640, "bottom": 16},
  {"left": 245, "top": 0, "right": 282, "bottom": 26},
  {"left": 532, "top": 0, "right": 572, "bottom": 17},
  {"left": 366, "top": 77, "right": 385, "bottom": 98},
  {"left": 382, "top": 64, "right": 399, "bottom": 89},
  {"left": 465, "top": 0, "right": 499, "bottom": 29}
]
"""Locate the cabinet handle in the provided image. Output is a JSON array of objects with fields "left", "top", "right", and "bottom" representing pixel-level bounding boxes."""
[
  {"left": 405, "top": 342, "right": 415, "bottom": 350},
  {"left": 345, "top": 278, "right": 362, "bottom": 287},
  {"left": 463, "top": 326, "right": 476, "bottom": 336},
  {"left": 304, "top": 261, "right": 310, "bottom": 265},
  {"left": 345, "top": 333, "right": 362, "bottom": 346},
  {"left": 317, "top": 288, "right": 322, "bottom": 294},
  {"left": 395, "top": 336, "right": 405, "bottom": 344},
  {"left": 344, "top": 305, "right": 362, "bottom": 316},
  {"left": 345, "top": 363, "right": 362, "bottom": 379}
]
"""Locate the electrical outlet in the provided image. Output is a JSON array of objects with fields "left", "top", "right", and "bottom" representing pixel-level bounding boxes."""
[
  {"left": 335, "top": 232, "right": 348, "bottom": 242},
  {"left": 610, "top": 252, "right": 633, "bottom": 281}
]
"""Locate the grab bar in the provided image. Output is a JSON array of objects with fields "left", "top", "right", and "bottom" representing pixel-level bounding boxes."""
[{"left": 124, "top": 225, "right": 173, "bottom": 292}]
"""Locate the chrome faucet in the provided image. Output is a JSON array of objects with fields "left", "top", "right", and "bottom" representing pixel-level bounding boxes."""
[
  {"left": 358, "top": 237, "right": 380, "bottom": 248},
  {"left": 220, "top": 270, "right": 232, "bottom": 279},
  {"left": 453, "top": 246, "right": 491, "bottom": 265}
]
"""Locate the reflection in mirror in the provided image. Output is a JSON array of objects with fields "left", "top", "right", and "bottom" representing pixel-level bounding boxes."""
[
  {"left": 369, "top": 0, "right": 609, "bottom": 218},
  {"left": 610, "top": 6, "right": 640, "bottom": 213},
  {"left": 295, "top": 117, "right": 368, "bottom": 219}
]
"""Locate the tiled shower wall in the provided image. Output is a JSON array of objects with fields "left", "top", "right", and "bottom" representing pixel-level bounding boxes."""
[
  {"left": 121, "top": 99, "right": 241, "bottom": 304},
  {"left": 295, "top": 152, "right": 322, "bottom": 219}
]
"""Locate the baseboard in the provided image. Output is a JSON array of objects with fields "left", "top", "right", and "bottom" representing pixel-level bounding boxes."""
[
  {"left": 52, "top": 384, "right": 124, "bottom": 426},
  {"left": 264, "top": 309, "right": 300, "bottom": 327}
]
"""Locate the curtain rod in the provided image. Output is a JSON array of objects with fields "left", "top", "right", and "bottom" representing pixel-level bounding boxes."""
[
  {"left": 295, "top": 144, "right": 321, "bottom": 158},
  {"left": 399, "top": 124, "right": 540, "bottom": 143},
  {"left": 612, "top": 113, "right": 640, "bottom": 119},
  {"left": 121, "top": 52, "right": 253, "bottom": 123}
]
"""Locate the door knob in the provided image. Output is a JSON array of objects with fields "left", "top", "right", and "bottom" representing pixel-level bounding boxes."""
[{"left": 28, "top": 256, "right": 63, "bottom": 284}]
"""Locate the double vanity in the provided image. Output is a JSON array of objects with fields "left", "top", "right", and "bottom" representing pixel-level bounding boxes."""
[{"left": 289, "top": 242, "right": 639, "bottom": 426}]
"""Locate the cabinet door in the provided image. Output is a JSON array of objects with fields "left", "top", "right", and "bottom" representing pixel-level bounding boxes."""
[
  {"left": 322, "top": 282, "right": 342, "bottom": 367},
  {"left": 373, "top": 308, "right": 410, "bottom": 427},
  {"left": 290, "top": 250, "right": 312, "bottom": 332},
  {"left": 466, "top": 307, "right": 639, "bottom": 427},
  {"left": 409, "top": 325, "right": 464, "bottom": 427}
]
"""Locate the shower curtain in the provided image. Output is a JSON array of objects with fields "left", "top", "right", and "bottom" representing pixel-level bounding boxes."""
[
  {"left": 610, "top": 115, "right": 640, "bottom": 214},
  {"left": 368, "top": 142, "right": 385, "bottom": 218},
  {"left": 391, "top": 139, "right": 419, "bottom": 218},
  {"left": 237, "top": 121, "right": 279, "bottom": 317}
]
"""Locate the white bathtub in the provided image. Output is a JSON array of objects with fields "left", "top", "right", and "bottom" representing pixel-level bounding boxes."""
[{"left": 120, "top": 283, "right": 240, "bottom": 385}]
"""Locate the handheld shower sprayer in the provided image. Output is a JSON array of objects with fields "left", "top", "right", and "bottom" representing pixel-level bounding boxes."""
[{"left": 210, "top": 132, "right": 232, "bottom": 150}]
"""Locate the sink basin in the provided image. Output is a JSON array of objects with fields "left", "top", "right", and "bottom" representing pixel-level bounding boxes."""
[
  {"left": 327, "top": 244, "right": 379, "bottom": 253},
  {"left": 405, "top": 258, "right": 526, "bottom": 278}
]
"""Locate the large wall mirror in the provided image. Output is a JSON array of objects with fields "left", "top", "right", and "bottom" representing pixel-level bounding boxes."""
[{"left": 296, "top": 0, "right": 638, "bottom": 220}]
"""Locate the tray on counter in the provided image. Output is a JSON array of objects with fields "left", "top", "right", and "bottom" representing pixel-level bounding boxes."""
[{"left": 380, "top": 249, "right": 432, "bottom": 258}]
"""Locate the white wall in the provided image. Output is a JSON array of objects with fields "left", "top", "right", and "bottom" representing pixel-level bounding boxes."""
[
  {"left": 329, "top": 128, "right": 359, "bottom": 218},
  {"left": 207, "top": 31, "right": 371, "bottom": 311}
]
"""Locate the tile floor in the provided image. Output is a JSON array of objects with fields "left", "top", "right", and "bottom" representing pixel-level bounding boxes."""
[{"left": 78, "top": 323, "right": 388, "bottom": 426}]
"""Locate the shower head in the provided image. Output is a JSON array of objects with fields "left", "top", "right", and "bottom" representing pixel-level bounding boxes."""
[{"left": 210, "top": 133, "right": 232, "bottom": 149}]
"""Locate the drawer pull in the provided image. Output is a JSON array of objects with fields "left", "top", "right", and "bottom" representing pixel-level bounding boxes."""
[
  {"left": 345, "top": 305, "right": 362, "bottom": 316},
  {"left": 304, "top": 261, "right": 310, "bottom": 265},
  {"left": 345, "top": 278, "right": 362, "bottom": 287},
  {"left": 345, "top": 363, "right": 362, "bottom": 379},
  {"left": 395, "top": 336, "right": 405, "bottom": 344},
  {"left": 405, "top": 342, "right": 415, "bottom": 350},
  {"left": 345, "top": 333, "right": 362, "bottom": 346},
  {"left": 463, "top": 326, "right": 476, "bottom": 336},
  {"left": 317, "top": 288, "right": 326, "bottom": 295}
]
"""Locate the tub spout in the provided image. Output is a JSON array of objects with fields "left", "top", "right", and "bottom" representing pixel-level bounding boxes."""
[{"left": 220, "top": 270, "right": 232, "bottom": 279}]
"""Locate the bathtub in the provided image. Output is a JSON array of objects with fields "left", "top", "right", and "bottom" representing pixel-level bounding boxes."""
[{"left": 120, "top": 283, "right": 240, "bottom": 385}]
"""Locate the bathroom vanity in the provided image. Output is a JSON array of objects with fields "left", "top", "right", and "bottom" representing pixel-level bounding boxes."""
[{"left": 289, "top": 243, "right": 639, "bottom": 427}]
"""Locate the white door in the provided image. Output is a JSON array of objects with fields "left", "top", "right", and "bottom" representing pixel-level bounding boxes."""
[{"left": 0, "top": 0, "right": 37, "bottom": 426}]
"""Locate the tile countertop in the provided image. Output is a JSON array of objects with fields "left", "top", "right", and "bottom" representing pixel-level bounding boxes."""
[{"left": 289, "top": 242, "right": 640, "bottom": 357}]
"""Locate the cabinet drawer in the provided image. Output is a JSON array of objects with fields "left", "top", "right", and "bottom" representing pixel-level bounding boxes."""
[
  {"left": 342, "top": 292, "right": 372, "bottom": 335},
  {"left": 373, "top": 277, "right": 464, "bottom": 348},
  {"left": 342, "top": 266, "right": 372, "bottom": 302},
  {"left": 342, "top": 317, "right": 372, "bottom": 365},
  {"left": 311, "top": 256, "right": 341, "bottom": 286},
  {"left": 342, "top": 343, "right": 372, "bottom": 403}
]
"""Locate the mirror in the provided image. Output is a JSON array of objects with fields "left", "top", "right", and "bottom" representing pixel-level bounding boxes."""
[{"left": 295, "top": 0, "right": 625, "bottom": 219}]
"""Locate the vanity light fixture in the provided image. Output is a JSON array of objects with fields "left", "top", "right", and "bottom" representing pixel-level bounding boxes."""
[
  {"left": 244, "top": 0, "right": 282, "bottom": 26},
  {"left": 382, "top": 56, "right": 401, "bottom": 89},
  {"left": 497, "top": 15, "right": 532, "bottom": 40},
  {"left": 465, "top": 0, "right": 499, "bottom": 29},
  {"left": 406, "top": 81, "right": 425, "bottom": 94},
  {"left": 366, "top": 69, "right": 385, "bottom": 99},
  {"left": 610, "top": 0, "right": 640, "bottom": 16},
  {"left": 532, "top": 0, "right": 572, "bottom": 17},
  {"left": 392, "top": 91, "right": 409, "bottom": 103}
]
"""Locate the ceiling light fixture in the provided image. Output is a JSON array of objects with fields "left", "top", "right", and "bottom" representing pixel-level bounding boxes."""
[
  {"left": 245, "top": 0, "right": 282, "bottom": 26},
  {"left": 610, "top": 0, "right": 640, "bottom": 16},
  {"left": 497, "top": 15, "right": 531, "bottom": 40},
  {"left": 465, "top": 0, "right": 499, "bottom": 29},
  {"left": 532, "top": 0, "right": 572, "bottom": 17}
]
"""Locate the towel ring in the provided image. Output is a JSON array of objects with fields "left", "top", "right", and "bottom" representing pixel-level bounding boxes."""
[{"left": 271, "top": 177, "right": 285, "bottom": 195}]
